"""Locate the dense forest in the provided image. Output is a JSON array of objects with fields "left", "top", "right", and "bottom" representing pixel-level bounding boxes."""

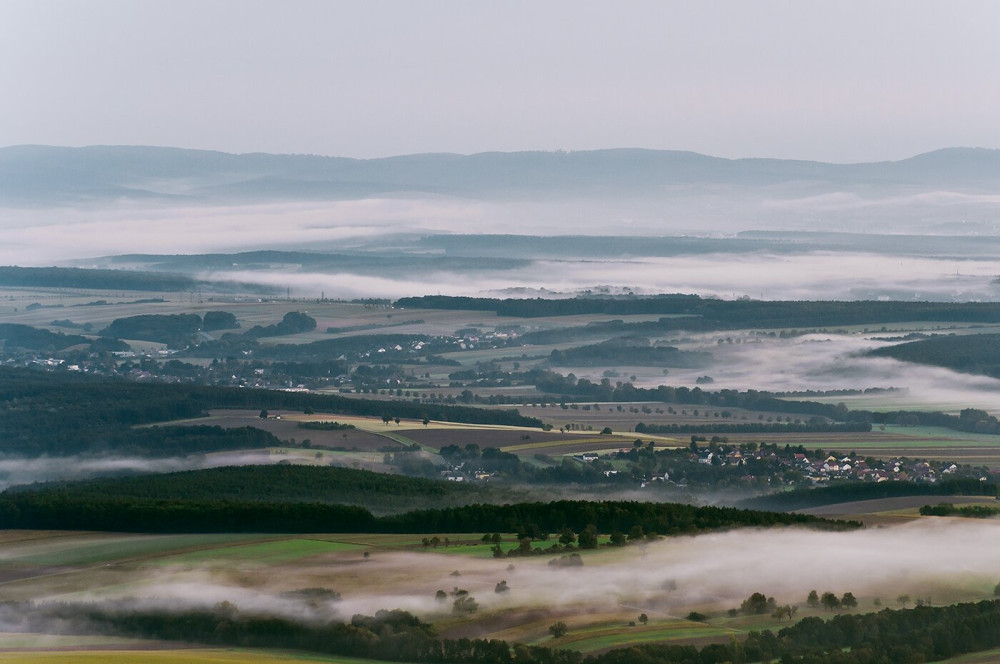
[
  {"left": 739, "top": 477, "right": 999, "bottom": 511},
  {"left": 396, "top": 295, "right": 1000, "bottom": 327},
  {"left": 101, "top": 313, "right": 203, "bottom": 346},
  {"left": 243, "top": 311, "right": 317, "bottom": 338},
  {"left": 0, "top": 322, "right": 90, "bottom": 351},
  {"left": 548, "top": 336, "right": 711, "bottom": 368},
  {"left": 870, "top": 332, "right": 1000, "bottom": 378},
  {"left": 0, "top": 266, "right": 203, "bottom": 291},
  {"left": 0, "top": 475, "right": 851, "bottom": 533},
  {"left": 8, "top": 597, "right": 1000, "bottom": 664},
  {"left": 5, "top": 465, "right": 488, "bottom": 515},
  {"left": 0, "top": 367, "right": 541, "bottom": 456}
]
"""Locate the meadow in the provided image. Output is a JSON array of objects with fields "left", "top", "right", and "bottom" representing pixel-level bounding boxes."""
[{"left": 5, "top": 516, "right": 1000, "bottom": 660}]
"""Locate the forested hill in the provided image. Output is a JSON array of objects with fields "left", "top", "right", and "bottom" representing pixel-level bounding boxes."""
[
  {"left": 739, "top": 478, "right": 999, "bottom": 512},
  {"left": 5, "top": 145, "right": 1000, "bottom": 205},
  {"left": 6, "top": 465, "right": 489, "bottom": 515},
  {"left": 869, "top": 332, "right": 1000, "bottom": 378},
  {"left": 0, "top": 367, "right": 541, "bottom": 456},
  {"left": 0, "top": 466, "right": 854, "bottom": 533},
  {"left": 394, "top": 295, "right": 1000, "bottom": 324},
  {"left": 0, "top": 266, "right": 270, "bottom": 293}
]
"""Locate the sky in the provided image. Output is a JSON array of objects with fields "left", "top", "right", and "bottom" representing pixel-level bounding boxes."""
[{"left": 4, "top": 0, "right": 1000, "bottom": 163}]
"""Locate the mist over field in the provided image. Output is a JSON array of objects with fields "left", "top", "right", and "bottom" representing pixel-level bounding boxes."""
[
  {"left": 0, "top": 451, "right": 297, "bottom": 491},
  {"left": 199, "top": 252, "right": 1000, "bottom": 301},
  {"left": 4, "top": 147, "right": 1000, "bottom": 302},
  {"left": 654, "top": 333, "right": 1000, "bottom": 411},
  {"left": 38, "top": 520, "right": 1000, "bottom": 622}
]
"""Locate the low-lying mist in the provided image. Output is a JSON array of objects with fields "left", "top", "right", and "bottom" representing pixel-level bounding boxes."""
[
  {"left": 0, "top": 451, "right": 300, "bottom": 491},
  {"left": 4, "top": 195, "right": 1000, "bottom": 302},
  {"left": 689, "top": 333, "right": 1000, "bottom": 412},
  {"left": 36, "top": 519, "right": 1000, "bottom": 624},
  {"left": 204, "top": 252, "right": 1000, "bottom": 301}
]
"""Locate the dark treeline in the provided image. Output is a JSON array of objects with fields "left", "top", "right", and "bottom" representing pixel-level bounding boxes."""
[
  {"left": 395, "top": 294, "right": 1000, "bottom": 326},
  {"left": 533, "top": 371, "right": 855, "bottom": 419},
  {"left": 243, "top": 311, "right": 317, "bottom": 339},
  {"left": 532, "top": 371, "right": 1000, "bottom": 436},
  {"left": 0, "top": 367, "right": 541, "bottom": 456},
  {"left": 548, "top": 336, "right": 711, "bottom": 368},
  {"left": 0, "top": 323, "right": 90, "bottom": 351},
  {"left": 0, "top": 266, "right": 202, "bottom": 291},
  {"left": 0, "top": 479, "right": 852, "bottom": 533},
  {"left": 10, "top": 598, "right": 1000, "bottom": 664},
  {"left": 375, "top": 500, "right": 851, "bottom": 536},
  {"left": 101, "top": 311, "right": 242, "bottom": 345},
  {"left": 635, "top": 421, "right": 872, "bottom": 435},
  {"left": 101, "top": 313, "right": 203, "bottom": 346},
  {"left": 920, "top": 503, "right": 1000, "bottom": 518},
  {"left": 5, "top": 465, "right": 484, "bottom": 516},
  {"left": 870, "top": 332, "right": 1000, "bottom": 379},
  {"left": 739, "top": 478, "right": 999, "bottom": 511},
  {"left": 202, "top": 310, "right": 239, "bottom": 330}
]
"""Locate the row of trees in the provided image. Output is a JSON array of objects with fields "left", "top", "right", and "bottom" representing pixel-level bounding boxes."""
[
  {"left": 395, "top": 294, "right": 1000, "bottom": 327},
  {"left": 11, "top": 598, "right": 1000, "bottom": 664},
  {"left": 741, "top": 477, "right": 999, "bottom": 511},
  {"left": 0, "top": 486, "right": 855, "bottom": 534}
]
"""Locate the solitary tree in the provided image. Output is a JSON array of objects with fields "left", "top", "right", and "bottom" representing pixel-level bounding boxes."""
[
  {"left": 741, "top": 592, "right": 775, "bottom": 615},
  {"left": 577, "top": 524, "right": 599, "bottom": 549},
  {"left": 807, "top": 590, "right": 820, "bottom": 608},
  {"left": 841, "top": 592, "right": 858, "bottom": 609},
  {"left": 549, "top": 622, "right": 568, "bottom": 638},
  {"left": 259, "top": 409, "right": 268, "bottom": 419},
  {"left": 772, "top": 605, "right": 798, "bottom": 621},
  {"left": 453, "top": 595, "right": 478, "bottom": 614},
  {"left": 821, "top": 591, "right": 841, "bottom": 611},
  {"left": 638, "top": 613, "right": 648, "bottom": 625}
]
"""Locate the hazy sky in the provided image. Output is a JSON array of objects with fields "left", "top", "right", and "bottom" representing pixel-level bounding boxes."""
[{"left": 4, "top": 1, "right": 1000, "bottom": 162}]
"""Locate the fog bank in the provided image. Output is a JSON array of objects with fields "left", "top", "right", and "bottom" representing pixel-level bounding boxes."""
[{"left": 42, "top": 520, "right": 1000, "bottom": 621}]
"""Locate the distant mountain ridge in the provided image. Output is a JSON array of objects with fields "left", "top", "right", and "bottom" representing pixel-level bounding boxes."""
[{"left": 2, "top": 144, "right": 1000, "bottom": 206}]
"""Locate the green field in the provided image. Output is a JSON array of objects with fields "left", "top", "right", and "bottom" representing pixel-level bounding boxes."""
[
  {"left": 543, "top": 618, "right": 735, "bottom": 652},
  {"left": 0, "top": 533, "right": 265, "bottom": 567},
  {"left": 152, "top": 538, "right": 368, "bottom": 565}
]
